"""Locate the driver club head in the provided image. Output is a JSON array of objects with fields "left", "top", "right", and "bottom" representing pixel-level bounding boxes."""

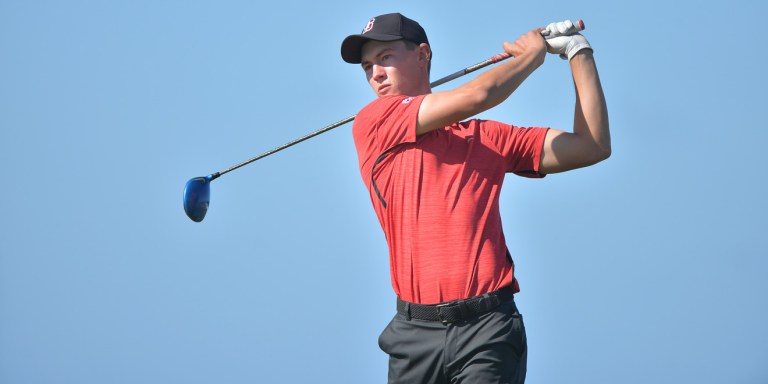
[{"left": 183, "top": 175, "right": 214, "bottom": 222}]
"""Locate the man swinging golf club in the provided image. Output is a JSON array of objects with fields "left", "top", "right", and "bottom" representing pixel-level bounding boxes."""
[{"left": 342, "top": 13, "right": 609, "bottom": 384}]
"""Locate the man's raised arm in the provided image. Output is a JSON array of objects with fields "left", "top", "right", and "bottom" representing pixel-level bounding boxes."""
[
  {"left": 416, "top": 29, "right": 548, "bottom": 136},
  {"left": 540, "top": 24, "right": 611, "bottom": 173}
]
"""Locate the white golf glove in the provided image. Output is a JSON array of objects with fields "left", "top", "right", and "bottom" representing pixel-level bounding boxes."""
[{"left": 544, "top": 20, "right": 592, "bottom": 60}]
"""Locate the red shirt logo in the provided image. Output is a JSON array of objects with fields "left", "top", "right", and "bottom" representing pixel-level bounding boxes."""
[{"left": 362, "top": 18, "right": 375, "bottom": 33}]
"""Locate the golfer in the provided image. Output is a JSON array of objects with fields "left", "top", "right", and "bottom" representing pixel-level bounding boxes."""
[{"left": 341, "top": 13, "right": 609, "bottom": 384}]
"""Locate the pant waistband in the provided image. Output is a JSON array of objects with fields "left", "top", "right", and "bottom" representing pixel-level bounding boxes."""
[{"left": 396, "top": 286, "right": 515, "bottom": 324}]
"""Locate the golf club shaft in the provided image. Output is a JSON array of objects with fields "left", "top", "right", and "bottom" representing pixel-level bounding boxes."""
[
  {"left": 214, "top": 21, "right": 584, "bottom": 178},
  {"left": 213, "top": 54, "right": 508, "bottom": 178},
  {"left": 214, "top": 115, "right": 355, "bottom": 178}
]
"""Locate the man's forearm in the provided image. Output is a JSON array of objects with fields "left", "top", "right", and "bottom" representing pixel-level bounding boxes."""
[
  {"left": 571, "top": 50, "right": 610, "bottom": 156},
  {"left": 417, "top": 37, "right": 546, "bottom": 135},
  {"left": 466, "top": 49, "right": 546, "bottom": 111}
]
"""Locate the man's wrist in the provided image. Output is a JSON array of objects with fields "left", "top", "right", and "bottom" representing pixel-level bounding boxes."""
[
  {"left": 568, "top": 49, "right": 598, "bottom": 76},
  {"left": 568, "top": 48, "right": 594, "bottom": 62}
]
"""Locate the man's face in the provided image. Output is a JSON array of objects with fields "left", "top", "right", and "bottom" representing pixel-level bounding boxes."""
[{"left": 360, "top": 40, "right": 426, "bottom": 97}]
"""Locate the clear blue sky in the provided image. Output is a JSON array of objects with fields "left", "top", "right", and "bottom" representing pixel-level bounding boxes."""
[{"left": 1, "top": 1, "right": 766, "bottom": 383}]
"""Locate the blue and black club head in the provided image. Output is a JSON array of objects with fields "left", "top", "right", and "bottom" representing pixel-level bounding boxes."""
[{"left": 183, "top": 174, "right": 218, "bottom": 222}]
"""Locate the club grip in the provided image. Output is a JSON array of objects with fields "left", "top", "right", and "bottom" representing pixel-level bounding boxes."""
[{"left": 540, "top": 19, "right": 585, "bottom": 38}]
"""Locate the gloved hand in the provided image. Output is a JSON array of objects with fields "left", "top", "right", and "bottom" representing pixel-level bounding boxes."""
[{"left": 544, "top": 20, "right": 592, "bottom": 60}]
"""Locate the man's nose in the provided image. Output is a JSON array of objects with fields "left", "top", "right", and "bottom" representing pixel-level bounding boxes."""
[{"left": 371, "top": 64, "right": 386, "bottom": 81}]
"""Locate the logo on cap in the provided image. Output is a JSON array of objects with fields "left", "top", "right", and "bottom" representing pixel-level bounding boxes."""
[{"left": 362, "top": 18, "right": 375, "bottom": 34}]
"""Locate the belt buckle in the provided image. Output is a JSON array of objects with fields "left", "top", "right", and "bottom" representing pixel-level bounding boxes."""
[{"left": 435, "top": 301, "right": 456, "bottom": 324}]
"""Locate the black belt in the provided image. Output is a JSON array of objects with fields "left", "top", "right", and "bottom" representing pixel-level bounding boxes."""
[{"left": 396, "top": 286, "right": 515, "bottom": 324}]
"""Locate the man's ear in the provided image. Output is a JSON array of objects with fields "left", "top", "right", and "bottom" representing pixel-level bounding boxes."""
[{"left": 418, "top": 43, "right": 431, "bottom": 67}]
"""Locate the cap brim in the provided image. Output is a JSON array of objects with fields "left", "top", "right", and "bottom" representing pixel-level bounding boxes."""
[{"left": 341, "top": 33, "right": 403, "bottom": 64}]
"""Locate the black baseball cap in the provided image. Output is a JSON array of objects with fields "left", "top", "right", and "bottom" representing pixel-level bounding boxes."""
[{"left": 341, "top": 13, "right": 429, "bottom": 64}]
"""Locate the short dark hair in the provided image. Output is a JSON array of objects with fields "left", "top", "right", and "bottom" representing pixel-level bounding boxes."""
[{"left": 402, "top": 39, "right": 431, "bottom": 74}]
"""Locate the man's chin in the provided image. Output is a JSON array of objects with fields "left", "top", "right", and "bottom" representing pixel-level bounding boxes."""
[{"left": 377, "top": 85, "right": 392, "bottom": 96}]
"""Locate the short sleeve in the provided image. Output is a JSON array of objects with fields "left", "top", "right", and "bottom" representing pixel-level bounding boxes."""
[
  {"left": 480, "top": 120, "right": 549, "bottom": 178},
  {"left": 352, "top": 95, "right": 425, "bottom": 172}
]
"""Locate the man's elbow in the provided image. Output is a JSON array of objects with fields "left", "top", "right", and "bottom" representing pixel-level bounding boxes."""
[
  {"left": 578, "top": 143, "right": 611, "bottom": 168},
  {"left": 595, "top": 144, "right": 611, "bottom": 162},
  {"left": 589, "top": 128, "right": 611, "bottom": 164},
  {"left": 585, "top": 144, "right": 611, "bottom": 167}
]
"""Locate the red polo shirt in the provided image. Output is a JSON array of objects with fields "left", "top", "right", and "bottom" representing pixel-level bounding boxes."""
[{"left": 353, "top": 95, "right": 548, "bottom": 304}]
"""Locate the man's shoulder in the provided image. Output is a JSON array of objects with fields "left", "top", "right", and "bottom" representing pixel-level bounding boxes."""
[{"left": 358, "top": 95, "right": 425, "bottom": 119}]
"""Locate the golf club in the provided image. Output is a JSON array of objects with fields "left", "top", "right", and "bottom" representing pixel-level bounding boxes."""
[{"left": 183, "top": 20, "right": 584, "bottom": 222}]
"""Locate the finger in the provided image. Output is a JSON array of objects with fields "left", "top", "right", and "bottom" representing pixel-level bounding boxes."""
[
  {"left": 502, "top": 41, "right": 519, "bottom": 55},
  {"left": 546, "top": 22, "right": 557, "bottom": 31}
]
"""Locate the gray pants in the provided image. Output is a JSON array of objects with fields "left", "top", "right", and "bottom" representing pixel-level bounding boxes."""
[{"left": 378, "top": 298, "right": 527, "bottom": 384}]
